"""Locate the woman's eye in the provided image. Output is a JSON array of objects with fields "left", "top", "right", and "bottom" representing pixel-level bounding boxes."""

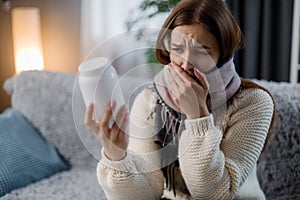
[
  {"left": 194, "top": 50, "right": 209, "bottom": 55},
  {"left": 171, "top": 47, "right": 183, "bottom": 53}
]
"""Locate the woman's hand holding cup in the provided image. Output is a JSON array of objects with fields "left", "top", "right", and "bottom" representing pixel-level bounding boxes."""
[{"left": 84, "top": 100, "right": 128, "bottom": 161}]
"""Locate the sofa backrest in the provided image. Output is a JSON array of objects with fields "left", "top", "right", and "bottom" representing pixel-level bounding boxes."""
[
  {"left": 254, "top": 80, "right": 300, "bottom": 199},
  {"left": 4, "top": 71, "right": 300, "bottom": 198}
]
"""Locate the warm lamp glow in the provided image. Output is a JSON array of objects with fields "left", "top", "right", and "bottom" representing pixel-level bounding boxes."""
[{"left": 11, "top": 7, "right": 44, "bottom": 74}]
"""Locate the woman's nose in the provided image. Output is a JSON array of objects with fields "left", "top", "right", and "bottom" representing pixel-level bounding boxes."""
[
  {"left": 179, "top": 50, "right": 194, "bottom": 71},
  {"left": 181, "top": 58, "right": 194, "bottom": 71}
]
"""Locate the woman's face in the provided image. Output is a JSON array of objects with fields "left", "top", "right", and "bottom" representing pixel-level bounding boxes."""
[{"left": 169, "top": 23, "right": 220, "bottom": 76}]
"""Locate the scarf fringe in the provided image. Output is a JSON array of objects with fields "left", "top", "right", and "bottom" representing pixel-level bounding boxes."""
[
  {"left": 157, "top": 97, "right": 182, "bottom": 146},
  {"left": 155, "top": 94, "right": 183, "bottom": 197}
]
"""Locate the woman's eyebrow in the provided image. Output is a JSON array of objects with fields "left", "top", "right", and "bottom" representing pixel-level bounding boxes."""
[
  {"left": 194, "top": 44, "right": 211, "bottom": 50},
  {"left": 171, "top": 42, "right": 211, "bottom": 50},
  {"left": 170, "top": 43, "right": 184, "bottom": 47}
]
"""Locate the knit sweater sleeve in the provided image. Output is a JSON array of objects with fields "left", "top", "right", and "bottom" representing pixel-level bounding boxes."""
[
  {"left": 97, "top": 88, "right": 164, "bottom": 200},
  {"left": 178, "top": 88, "right": 274, "bottom": 199}
]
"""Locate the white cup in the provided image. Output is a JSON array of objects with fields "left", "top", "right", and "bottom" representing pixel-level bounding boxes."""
[{"left": 78, "top": 57, "right": 125, "bottom": 121}]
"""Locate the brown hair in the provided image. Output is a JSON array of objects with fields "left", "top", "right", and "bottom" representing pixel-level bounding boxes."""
[{"left": 156, "top": 0, "right": 242, "bottom": 65}]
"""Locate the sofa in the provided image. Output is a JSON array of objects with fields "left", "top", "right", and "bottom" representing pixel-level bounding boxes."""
[{"left": 0, "top": 70, "right": 299, "bottom": 200}]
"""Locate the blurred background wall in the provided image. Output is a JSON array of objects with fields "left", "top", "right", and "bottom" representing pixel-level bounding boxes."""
[
  {"left": 0, "top": 0, "right": 298, "bottom": 113},
  {"left": 0, "top": 0, "right": 81, "bottom": 112}
]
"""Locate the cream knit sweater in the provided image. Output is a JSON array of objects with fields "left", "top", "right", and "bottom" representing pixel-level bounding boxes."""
[{"left": 96, "top": 86, "right": 274, "bottom": 200}]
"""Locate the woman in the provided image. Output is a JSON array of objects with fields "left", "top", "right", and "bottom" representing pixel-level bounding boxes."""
[{"left": 84, "top": 0, "right": 275, "bottom": 199}]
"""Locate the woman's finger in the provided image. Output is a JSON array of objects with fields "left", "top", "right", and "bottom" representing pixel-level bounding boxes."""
[
  {"left": 117, "top": 112, "right": 128, "bottom": 142},
  {"left": 84, "top": 103, "right": 98, "bottom": 133},
  {"left": 111, "top": 105, "right": 127, "bottom": 141},
  {"left": 167, "top": 66, "right": 181, "bottom": 94},
  {"left": 167, "top": 70, "right": 180, "bottom": 97},
  {"left": 172, "top": 63, "right": 195, "bottom": 84},
  {"left": 168, "top": 64, "right": 185, "bottom": 87},
  {"left": 194, "top": 68, "right": 209, "bottom": 91},
  {"left": 99, "top": 100, "right": 116, "bottom": 134}
]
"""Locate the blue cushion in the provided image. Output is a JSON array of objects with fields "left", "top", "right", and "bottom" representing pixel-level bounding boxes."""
[{"left": 0, "top": 108, "right": 70, "bottom": 197}]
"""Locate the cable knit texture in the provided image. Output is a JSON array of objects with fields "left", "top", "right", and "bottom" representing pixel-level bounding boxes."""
[{"left": 97, "top": 86, "right": 274, "bottom": 200}]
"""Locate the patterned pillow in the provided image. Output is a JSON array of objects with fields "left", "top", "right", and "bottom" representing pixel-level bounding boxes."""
[
  {"left": 3, "top": 71, "right": 90, "bottom": 167},
  {"left": 0, "top": 108, "right": 70, "bottom": 197}
]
